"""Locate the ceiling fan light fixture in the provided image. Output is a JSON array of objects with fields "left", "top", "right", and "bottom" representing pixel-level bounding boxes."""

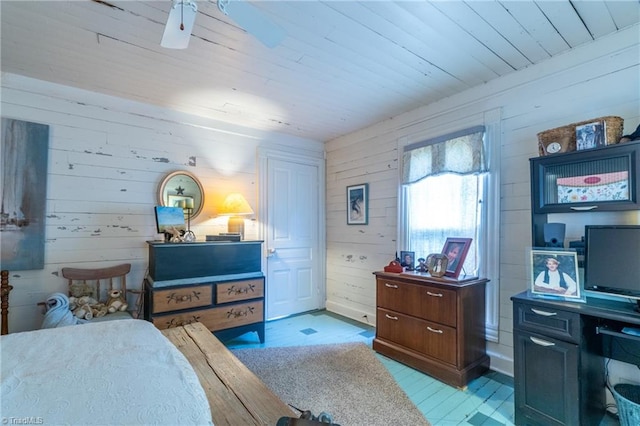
[{"left": 161, "top": 0, "right": 198, "bottom": 49}]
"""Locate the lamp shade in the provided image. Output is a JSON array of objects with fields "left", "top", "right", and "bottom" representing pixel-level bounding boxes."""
[
  {"left": 219, "top": 193, "right": 254, "bottom": 216},
  {"left": 161, "top": 0, "right": 198, "bottom": 49}
]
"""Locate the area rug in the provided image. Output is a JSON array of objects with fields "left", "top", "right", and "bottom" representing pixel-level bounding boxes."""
[{"left": 231, "top": 342, "right": 430, "bottom": 426}]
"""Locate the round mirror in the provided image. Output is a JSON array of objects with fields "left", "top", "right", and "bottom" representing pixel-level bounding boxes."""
[{"left": 157, "top": 171, "right": 205, "bottom": 220}]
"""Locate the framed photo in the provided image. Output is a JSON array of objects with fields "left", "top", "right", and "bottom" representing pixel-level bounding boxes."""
[
  {"left": 530, "top": 249, "right": 583, "bottom": 301},
  {"left": 576, "top": 121, "right": 605, "bottom": 151},
  {"left": 347, "top": 183, "right": 368, "bottom": 225},
  {"left": 399, "top": 251, "right": 415, "bottom": 270},
  {"left": 441, "top": 238, "right": 472, "bottom": 278},
  {"left": 425, "top": 253, "right": 448, "bottom": 277}
]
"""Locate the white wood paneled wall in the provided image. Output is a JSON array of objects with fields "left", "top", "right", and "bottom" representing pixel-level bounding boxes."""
[
  {"left": 325, "top": 24, "right": 640, "bottom": 376},
  {"left": 1, "top": 73, "right": 323, "bottom": 332}
]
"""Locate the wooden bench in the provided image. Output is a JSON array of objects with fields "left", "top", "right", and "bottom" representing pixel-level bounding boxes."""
[{"left": 161, "top": 322, "right": 295, "bottom": 426}]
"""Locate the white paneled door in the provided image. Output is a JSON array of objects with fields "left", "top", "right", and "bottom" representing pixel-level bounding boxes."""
[{"left": 265, "top": 156, "right": 322, "bottom": 320}]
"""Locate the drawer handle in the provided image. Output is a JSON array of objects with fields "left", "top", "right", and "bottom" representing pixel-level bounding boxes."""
[
  {"left": 227, "top": 284, "right": 256, "bottom": 295},
  {"left": 570, "top": 206, "right": 597, "bottom": 211},
  {"left": 531, "top": 308, "right": 557, "bottom": 317},
  {"left": 385, "top": 314, "right": 398, "bottom": 321},
  {"left": 530, "top": 336, "right": 555, "bottom": 347},
  {"left": 226, "top": 306, "right": 256, "bottom": 318},
  {"left": 427, "top": 326, "right": 443, "bottom": 334},
  {"left": 384, "top": 283, "right": 399, "bottom": 289},
  {"left": 426, "top": 291, "right": 443, "bottom": 297},
  {"left": 167, "top": 291, "right": 201, "bottom": 304}
]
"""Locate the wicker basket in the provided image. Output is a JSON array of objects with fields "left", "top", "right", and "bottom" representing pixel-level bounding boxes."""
[
  {"left": 612, "top": 383, "right": 640, "bottom": 426},
  {"left": 537, "top": 116, "right": 624, "bottom": 156}
]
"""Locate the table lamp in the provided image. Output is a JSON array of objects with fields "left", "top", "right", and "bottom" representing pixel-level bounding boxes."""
[{"left": 219, "top": 193, "right": 254, "bottom": 239}]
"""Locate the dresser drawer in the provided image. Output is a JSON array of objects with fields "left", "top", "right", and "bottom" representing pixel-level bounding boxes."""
[
  {"left": 217, "top": 278, "right": 264, "bottom": 304},
  {"left": 376, "top": 278, "right": 457, "bottom": 326},
  {"left": 151, "top": 285, "right": 213, "bottom": 314},
  {"left": 514, "top": 301, "right": 581, "bottom": 343},
  {"left": 152, "top": 301, "right": 264, "bottom": 331},
  {"left": 377, "top": 307, "right": 457, "bottom": 365},
  {"left": 377, "top": 308, "right": 428, "bottom": 354}
]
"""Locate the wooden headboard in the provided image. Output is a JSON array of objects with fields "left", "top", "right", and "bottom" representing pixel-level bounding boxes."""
[{"left": 1, "top": 270, "right": 13, "bottom": 335}]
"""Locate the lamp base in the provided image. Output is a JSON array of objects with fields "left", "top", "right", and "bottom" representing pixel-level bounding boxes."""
[{"left": 227, "top": 216, "right": 245, "bottom": 239}]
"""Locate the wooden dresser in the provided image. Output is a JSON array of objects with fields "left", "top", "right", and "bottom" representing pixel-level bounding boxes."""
[
  {"left": 373, "top": 271, "right": 489, "bottom": 388},
  {"left": 144, "top": 241, "right": 266, "bottom": 342}
]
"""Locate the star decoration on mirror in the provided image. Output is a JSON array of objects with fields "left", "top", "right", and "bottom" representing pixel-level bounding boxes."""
[{"left": 175, "top": 186, "right": 185, "bottom": 195}]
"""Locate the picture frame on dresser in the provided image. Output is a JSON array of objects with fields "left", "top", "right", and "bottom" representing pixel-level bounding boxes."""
[
  {"left": 529, "top": 248, "right": 584, "bottom": 302},
  {"left": 399, "top": 251, "right": 415, "bottom": 270},
  {"left": 441, "top": 238, "right": 472, "bottom": 278}
]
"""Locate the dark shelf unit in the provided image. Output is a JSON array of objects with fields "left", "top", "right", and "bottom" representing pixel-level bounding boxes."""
[{"left": 529, "top": 140, "right": 640, "bottom": 247}]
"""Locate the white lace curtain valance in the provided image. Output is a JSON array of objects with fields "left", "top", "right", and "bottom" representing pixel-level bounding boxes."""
[{"left": 402, "top": 125, "right": 486, "bottom": 184}]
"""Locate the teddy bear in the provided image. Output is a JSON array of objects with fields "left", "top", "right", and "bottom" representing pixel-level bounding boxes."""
[
  {"left": 69, "top": 295, "right": 98, "bottom": 310},
  {"left": 91, "top": 302, "right": 109, "bottom": 318},
  {"left": 72, "top": 303, "right": 94, "bottom": 320},
  {"left": 69, "top": 296, "right": 108, "bottom": 319},
  {"left": 106, "top": 290, "right": 128, "bottom": 314}
]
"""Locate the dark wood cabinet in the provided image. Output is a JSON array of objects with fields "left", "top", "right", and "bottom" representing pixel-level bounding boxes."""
[
  {"left": 516, "top": 140, "right": 640, "bottom": 425},
  {"left": 512, "top": 292, "right": 640, "bottom": 425},
  {"left": 144, "top": 241, "right": 266, "bottom": 342},
  {"left": 529, "top": 140, "right": 640, "bottom": 247},
  {"left": 512, "top": 296, "right": 603, "bottom": 425},
  {"left": 373, "top": 271, "right": 489, "bottom": 388}
]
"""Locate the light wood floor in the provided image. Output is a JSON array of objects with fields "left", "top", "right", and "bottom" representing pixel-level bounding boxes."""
[{"left": 224, "top": 310, "right": 620, "bottom": 426}]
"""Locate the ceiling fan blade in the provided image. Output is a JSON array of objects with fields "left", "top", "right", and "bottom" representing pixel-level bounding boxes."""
[
  {"left": 161, "top": 0, "right": 198, "bottom": 49},
  {"left": 218, "top": 0, "right": 285, "bottom": 48}
]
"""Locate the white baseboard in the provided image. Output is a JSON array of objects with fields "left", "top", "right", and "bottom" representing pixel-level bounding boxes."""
[
  {"left": 325, "top": 300, "right": 376, "bottom": 327},
  {"left": 487, "top": 348, "right": 514, "bottom": 377}
]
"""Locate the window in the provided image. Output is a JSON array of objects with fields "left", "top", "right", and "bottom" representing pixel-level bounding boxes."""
[
  {"left": 400, "top": 116, "right": 501, "bottom": 341},
  {"left": 404, "top": 173, "right": 485, "bottom": 276}
]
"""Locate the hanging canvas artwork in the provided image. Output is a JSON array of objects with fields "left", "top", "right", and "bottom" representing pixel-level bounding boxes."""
[{"left": 1, "top": 118, "right": 50, "bottom": 270}]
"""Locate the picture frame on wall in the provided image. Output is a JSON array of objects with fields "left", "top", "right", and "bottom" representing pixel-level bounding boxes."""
[
  {"left": 529, "top": 249, "right": 583, "bottom": 302},
  {"left": 347, "top": 183, "right": 368, "bottom": 225},
  {"left": 441, "top": 237, "right": 472, "bottom": 278}
]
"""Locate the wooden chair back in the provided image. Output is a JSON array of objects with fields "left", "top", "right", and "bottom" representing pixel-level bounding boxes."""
[
  {"left": 1, "top": 270, "right": 13, "bottom": 335},
  {"left": 62, "top": 263, "right": 131, "bottom": 303}
]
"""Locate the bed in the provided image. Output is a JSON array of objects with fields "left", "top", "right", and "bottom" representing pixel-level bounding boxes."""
[{"left": 0, "top": 271, "right": 295, "bottom": 425}]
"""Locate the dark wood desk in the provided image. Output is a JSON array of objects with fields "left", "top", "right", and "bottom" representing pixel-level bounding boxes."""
[{"left": 512, "top": 291, "right": 640, "bottom": 426}]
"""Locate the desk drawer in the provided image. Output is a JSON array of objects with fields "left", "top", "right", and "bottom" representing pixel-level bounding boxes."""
[
  {"left": 514, "top": 301, "right": 581, "bottom": 343},
  {"left": 152, "top": 285, "right": 213, "bottom": 314},
  {"left": 217, "top": 278, "right": 264, "bottom": 304},
  {"left": 152, "top": 301, "right": 264, "bottom": 331}
]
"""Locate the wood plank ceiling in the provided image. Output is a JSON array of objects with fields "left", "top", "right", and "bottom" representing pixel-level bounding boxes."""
[{"left": 1, "top": 1, "right": 638, "bottom": 142}]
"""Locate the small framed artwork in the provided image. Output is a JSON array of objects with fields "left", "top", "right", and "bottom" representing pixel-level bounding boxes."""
[
  {"left": 576, "top": 121, "right": 605, "bottom": 151},
  {"left": 441, "top": 238, "right": 472, "bottom": 278},
  {"left": 530, "top": 249, "right": 583, "bottom": 302},
  {"left": 399, "top": 251, "right": 415, "bottom": 270},
  {"left": 347, "top": 183, "right": 368, "bottom": 225}
]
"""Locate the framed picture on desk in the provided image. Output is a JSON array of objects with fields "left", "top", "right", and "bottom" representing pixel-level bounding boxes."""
[{"left": 529, "top": 248, "right": 584, "bottom": 302}]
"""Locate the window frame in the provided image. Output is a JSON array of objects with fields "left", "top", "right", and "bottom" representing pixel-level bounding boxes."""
[{"left": 397, "top": 109, "right": 501, "bottom": 342}]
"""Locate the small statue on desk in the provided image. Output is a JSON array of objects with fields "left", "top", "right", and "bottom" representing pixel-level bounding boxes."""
[{"left": 165, "top": 226, "right": 183, "bottom": 243}]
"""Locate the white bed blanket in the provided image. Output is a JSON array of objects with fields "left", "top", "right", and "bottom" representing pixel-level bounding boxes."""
[{"left": 1, "top": 319, "right": 213, "bottom": 425}]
